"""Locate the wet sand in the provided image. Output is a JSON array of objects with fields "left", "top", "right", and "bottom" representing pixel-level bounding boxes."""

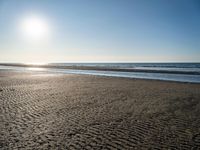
[
  {"left": 0, "top": 63, "right": 199, "bottom": 75},
  {"left": 0, "top": 70, "right": 200, "bottom": 149}
]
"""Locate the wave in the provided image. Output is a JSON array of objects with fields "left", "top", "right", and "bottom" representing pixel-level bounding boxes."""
[{"left": 0, "top": 64, "right": 200, "bottom": 83}]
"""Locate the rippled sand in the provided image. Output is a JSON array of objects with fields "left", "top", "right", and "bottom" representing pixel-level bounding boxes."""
[{"left": 0, "top": 71, "right": 200, "bottom": 149}]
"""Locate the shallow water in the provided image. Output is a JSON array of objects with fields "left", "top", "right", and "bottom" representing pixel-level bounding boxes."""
[
  {"left": 49, "top": 63, "right": 200, "bottom": 73},
  {"left": 0, "top": 65, "right": 200, "bottom": 83}
]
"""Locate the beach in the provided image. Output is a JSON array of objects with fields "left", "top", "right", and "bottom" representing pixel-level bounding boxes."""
[{"left": 1, "top": 70, "right": 200, "bottom": 149}]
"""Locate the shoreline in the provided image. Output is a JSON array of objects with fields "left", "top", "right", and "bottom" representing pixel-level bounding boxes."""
[
  {"left": 0, "top": 64, "right": 200, "bottom": 84},
  {"left": 0, "top": 63, "right": 200, "bottom": 75},
  {"left": 0, "top": 68, "right": 200, "bottom": 85}
]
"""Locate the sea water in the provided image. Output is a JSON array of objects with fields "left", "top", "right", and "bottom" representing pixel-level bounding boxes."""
[{"left": 0, "top": 63, "right": 200, "bottom": 83}]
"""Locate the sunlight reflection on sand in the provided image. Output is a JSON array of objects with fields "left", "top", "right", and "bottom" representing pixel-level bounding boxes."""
[{"left": 26, "top": 67, "right": 46, "bottom": 71}]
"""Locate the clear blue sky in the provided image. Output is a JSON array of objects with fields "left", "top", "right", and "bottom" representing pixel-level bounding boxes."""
[{"left": 0, "top": 0, "right": 200, "bottom": 63}]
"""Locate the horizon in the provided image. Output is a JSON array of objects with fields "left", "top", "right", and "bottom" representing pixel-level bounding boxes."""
[
  {"left": 0, "top": 0, "right": 200, "bottom": 63},
  {"left": 0, "top": 61, "right": 200, "bottom": 65}
]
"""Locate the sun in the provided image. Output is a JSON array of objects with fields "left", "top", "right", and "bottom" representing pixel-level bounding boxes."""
[{"left": 20, "top": 15, "right": 49, "bottom": 41}]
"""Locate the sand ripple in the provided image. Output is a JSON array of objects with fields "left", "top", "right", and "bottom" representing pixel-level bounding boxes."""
[{"left": 0, "top": 71, "right": 200, "bottom": 149}]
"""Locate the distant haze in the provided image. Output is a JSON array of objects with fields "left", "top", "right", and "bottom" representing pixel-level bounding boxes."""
[{"left": 0, "top": 0, "right": 200, "bottom": 63}]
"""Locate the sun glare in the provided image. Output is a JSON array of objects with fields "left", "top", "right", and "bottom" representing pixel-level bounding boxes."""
[{"left": 20, "top": 15, "right": 49, "bottom": 41}]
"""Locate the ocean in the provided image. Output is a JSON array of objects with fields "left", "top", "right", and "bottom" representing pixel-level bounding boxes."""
[
  {"left": 0, "top": 63, "right": 200, "bottom": 83},
  {"left": 49, "top": 63, "right": 200, "bottom": 73}
]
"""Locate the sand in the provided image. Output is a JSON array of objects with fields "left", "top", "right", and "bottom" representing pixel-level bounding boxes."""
[{"left": 0, "top": 70, "right": 200, "bottom": 149}]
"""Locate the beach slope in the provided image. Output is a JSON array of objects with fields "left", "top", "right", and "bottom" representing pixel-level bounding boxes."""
[{"left": 0, "top": 71, "right": 200, "bottom": 149}]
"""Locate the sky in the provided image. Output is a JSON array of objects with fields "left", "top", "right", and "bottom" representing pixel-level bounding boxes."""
[{"left": 0, "top": 0, "right": 200, "bottom": 63}]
